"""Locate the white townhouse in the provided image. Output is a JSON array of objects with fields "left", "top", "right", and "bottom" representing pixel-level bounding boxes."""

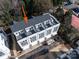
[{"left": 10, "top": 13, "right": 60, "bottom": 50}]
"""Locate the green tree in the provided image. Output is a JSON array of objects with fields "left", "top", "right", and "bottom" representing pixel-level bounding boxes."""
[
  {"left": 57, "top": 10, "right": 73, "bottom": 43},
  {"left": 52, "top": 0, "right": 63, "bottom": 6},
  {"left": 0, "top": 0, "right": 13, "bottom": 26}
]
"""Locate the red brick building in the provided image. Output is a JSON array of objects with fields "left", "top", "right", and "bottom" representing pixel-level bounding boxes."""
[{"left": 71, "top": 15, "right": 79, "bottom": 30}]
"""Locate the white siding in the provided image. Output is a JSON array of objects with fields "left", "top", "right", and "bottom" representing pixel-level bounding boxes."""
[
  {"left": 14, "top": 13, "right": 60, "bottom": 50},
  {"left": 17, "top": 37, "right": 30, "bottom": 50}
]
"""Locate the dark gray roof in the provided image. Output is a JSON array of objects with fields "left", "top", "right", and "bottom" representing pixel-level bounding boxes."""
[{"left": 10, "top": 14, "right": 56, "bottom": 32}]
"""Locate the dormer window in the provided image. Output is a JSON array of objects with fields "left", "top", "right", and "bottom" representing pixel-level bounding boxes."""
[
  {"left": 25, "top": 26, "right": 36, "bottom": 36},
  {"left": 44, "top": 20, "right": 52, "bottom": 28},
  {"left": 19, "top": 30, "right": 26, "bottom": 38},
  {"left": 50, "top": 17, "right": 58, "bottom": 25},
  {"left": 38, "top": 24, "right": 44, "bottom": 30},
  {"left": 20, "top": 33, "right": 26, "bottom": 38},
  {"left": 29, "top": 26, "right": 36, "bottom": 34},
  {"left": 35, "top": 23, "right": 45, "bottom": 31},
  {"left": 16, "top": 30, "right": 27, "bottom": 40}
]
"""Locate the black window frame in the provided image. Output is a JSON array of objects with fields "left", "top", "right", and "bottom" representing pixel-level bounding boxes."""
[
  {"left": 20, "top": 40, "right": 28, "bottom": 46},
  {"left": 39, "top": 32, "right": 44, "bottom": 39},
  {"left": 30, "top": 36, "right": 37, "bottom": 42}
]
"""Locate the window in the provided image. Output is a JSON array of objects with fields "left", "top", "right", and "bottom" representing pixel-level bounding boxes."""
[
  {"left": 29, "top": 27, "right": 36, "bottom": 34},
  {"left": 39, "top": 32, "right": 44, "bottom": 39},
  {"left": 25, "top": 26, "right": 36, "bottom": 36},
  {"left": 35, "top": 23, "right": 45, "bottom": 31},
  {"left": 17, "top": 33, "right": 26, "bottom": 40},
  {"left": 38, "top": 24, "right": 44, "bottom": 31},
  {"left": 16, "top": 35, "right": 22, "bottom": 40},
  {"left": 51, "top": 17, "right": 58, "bottom": 25},
  {"left": 20, "top": 33, "right": 26, "bottom": 38},
  {"left": 20, "top": 40, "right": 28, "bottom": 46},
  {"left": 53, "top": 26, "right": 58, "bottom": 32},
  {"left": 46, "top": 29, "right": 52, "bottom": 35},
  {"left": 30, "top": 36, "right": 36, "bottom": 42},
  {"left": 30, "top": 27, "right": 34, "bottom": 30},
  {"left": 45, "top": 20, "right": 52, "bottom": 28},
  {"left": 17, "top": 30, "right": 27, "bottom": 40},
  {"left": 25, "top": 28, "right": 31, "bottom": 36}
]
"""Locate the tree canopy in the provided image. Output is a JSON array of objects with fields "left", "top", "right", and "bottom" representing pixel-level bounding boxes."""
[
  {"left": 52, "top": 0, "right": 63, "bottom": 6},
  {"left": 0, "top": 0, "right": 13, "bottom": 26}
]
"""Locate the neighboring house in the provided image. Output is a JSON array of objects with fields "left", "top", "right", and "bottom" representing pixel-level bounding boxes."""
[
  {"left": 71, "top": 15, "right": 79, "bottom": 31},
  {"left": 10, "top": 13, "right": 60, "bottom": 50},
  {"left": 72, "top": 7, "right": 79, "bottom": 17},
  {"left": 63, "top": 2, "right": 79, "bottom": 21},
  {"left": 63, "top": 0, "right": 79, "bottom": 10},
  {"left": 57, "top": 47, "right": 79, "bottom": 59},
  {"left": 0, "top": 31, "right": 11, "bottom": 59},
  {"left": 69, "top": 0, "right": 79, "bottom": 3},
  {"left": 63, "top": 3, "right": 78, "bottom": 9}
]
